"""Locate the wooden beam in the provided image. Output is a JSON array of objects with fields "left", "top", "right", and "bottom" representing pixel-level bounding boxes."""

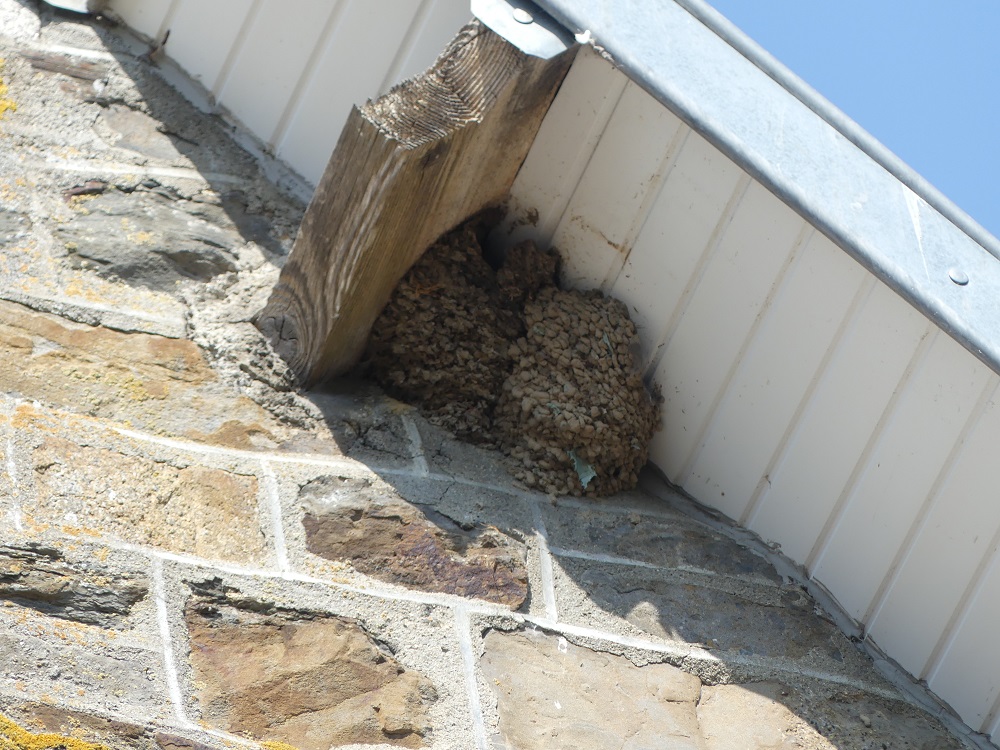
[{"left": 255, "top": 20, "right": 576, "bottom": 387}]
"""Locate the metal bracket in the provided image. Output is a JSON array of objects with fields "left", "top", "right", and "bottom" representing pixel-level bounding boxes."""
[{"left": 472, "top": 0, "right": 575, "bottom": 59}]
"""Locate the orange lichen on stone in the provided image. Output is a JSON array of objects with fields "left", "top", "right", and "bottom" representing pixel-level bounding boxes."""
[
  {"left": 0, "top": 59, "right": 15, "bottom": 119},
  {"left": 0, "top": 713, "right": 108, "bottom": 750}
]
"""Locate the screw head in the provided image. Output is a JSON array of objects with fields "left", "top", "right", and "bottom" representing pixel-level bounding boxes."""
[
  {"left": 512, "top": 7, "right": 533, "bottom": 24},
  {"left": 949, "top": 268, "right": 970, "bottom": 286}
]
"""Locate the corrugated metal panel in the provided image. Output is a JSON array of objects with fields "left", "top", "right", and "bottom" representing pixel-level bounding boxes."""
[
  {"left": 107, "top": 0, "right": 471, "bottom": 185},
  {"left": 507, "top": 46, "right": 1000, "bottom": 740}
]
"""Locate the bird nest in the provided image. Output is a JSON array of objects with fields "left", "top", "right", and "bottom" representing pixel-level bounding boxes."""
[{"left": 365, "top": 219, "right": 660, "bottom": 497}]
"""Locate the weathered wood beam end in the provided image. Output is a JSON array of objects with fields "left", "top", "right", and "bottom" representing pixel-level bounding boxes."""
[{"left": 255, "top": 20, "right": 576, "bottom": 387}]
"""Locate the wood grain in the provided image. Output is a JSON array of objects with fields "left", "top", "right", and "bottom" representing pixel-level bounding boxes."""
[{"left": 256, "top": 20, "right": 576, "bottom": 386}]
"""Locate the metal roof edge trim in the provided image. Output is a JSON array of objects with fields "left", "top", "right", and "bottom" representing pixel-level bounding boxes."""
[
  {"left": 671, "top": 0, "right": 1000, "bottom": 263},
  {"left": 534, "top": 0, "right": 1000, "bottom": 377}
]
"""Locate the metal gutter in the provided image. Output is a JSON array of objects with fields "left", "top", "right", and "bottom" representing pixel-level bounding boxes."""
[{"left": 533, "top": 0, "right": 1000, "bottom": 378}]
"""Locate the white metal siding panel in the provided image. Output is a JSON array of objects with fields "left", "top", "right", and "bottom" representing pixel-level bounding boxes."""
[
  {"left": 810, "top": 331, "right": 995, "bottom": 622},
  {"left": 502, "top": 46, "right": 627, "bottom": 249},
  {"left": 161, "top": 0, "right": 254, "bottom": 94},
  {"left": 652, "top": 181, "right": 805, "bottom": 481},
  {"left": 552, "top": 82, "right": 685, "bottom": 291},
  {"left": 273, "top": 2, "right": 421, "bottom": 186},
  {"left": 685, "top": 231, "right": 867, "bottom": 521},
  {"left": 385, "top": 0, "right": 475, "bottom": 86},
  {"left": 866, "top": 379, "right": 1000, "bottom": 678},
  {"left": 211, "top": 0, "right": 337, "bottom": 145},
  {"left": 504, "top": 49, "right": 1000, "bottom": 741},
  {"left": 608, "top": 129, "right": 744, "bottom": 374},
  {"left": 925, "top": 530, "right": 1000, "bottom": 733},
  {"left": 107, "top": 0, "right": 470, "bottom": 184},
  {"left": 745, "top": 283, "right": 931, "bottom": 564},
  {"left": 109, "top": 0, "right": 174, "bottom": 39}
]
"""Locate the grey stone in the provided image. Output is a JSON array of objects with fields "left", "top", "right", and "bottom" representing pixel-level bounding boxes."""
[
  {"left": 0, "top": 543, "right": 147, "bottom": 627},
  {"left": 555, "top": 557, "right": 855, "bottom": 667},
  {"left": 0, "top": 209, "right": 31, "bottom": 246},
  {"left": 56, "top": 188, "right": 241, "bottom": 291},
  {"left": 481, "top": 629, "right": 703, "bottom": 750},
  {"left": 543, "top": 503, "right": 782, "bottom": 583}
]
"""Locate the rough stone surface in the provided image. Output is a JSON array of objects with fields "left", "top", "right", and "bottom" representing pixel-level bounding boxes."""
[
  {"left": 556, "top": 558, "right": 857, "bottom": 667},
  {"left": 57, "top": 187, "right": 245, "bottom": 291},
  {"left": 185, "top": 588, "right": 436, "bottom": 749},
  {"left": 0, "top": 300, "right": 295, "bottom": 448},
  {"left": 31, "top": 437, "right": 265, "bottom": 564},
  {"left": 698, "top": 681, "right": 966, "bottom": 750},
  {"left": 300, "top": 475, "right": 528, "bottom": 607},
  {"left": 0, "top": 543, "right": 147, "bottom": 627},
  {"left": 544, "top": 502, "right": 782, "bottom": 583},
  {"left": 481, "top": 629, "right": 703, "bottom": 749},
  {"left": 0, "top": 702, "right": 156, "bottom": 750}
]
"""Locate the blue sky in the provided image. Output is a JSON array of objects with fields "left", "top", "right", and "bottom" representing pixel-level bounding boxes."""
[{"left": 705, "top": 1, "right": 1000, "bottom": 240}]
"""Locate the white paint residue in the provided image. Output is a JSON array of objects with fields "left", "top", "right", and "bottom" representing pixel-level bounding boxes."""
[
  {"left": 401, "top": 413, "right": 430, "bottom": 476},
  {"left": 6, "top": 437, "right": 22, "bottom": 533},
  {"left": 261, "top": 460, "right": 290, "bottom": 572},
  {"left": 454, "top": 608, "right": 489, "bottom": 750},
  {"left": 531, "top": 500, "right": 559, "bottom": 623},
  {"left": 904, "top": 187, "right": 931, "bottom": 282},
  {"left": 151, "top": 556, "right": 192, "bottom": 727},
  {"left": 557, "top": 636, "right": 568, "bottom": 654}
]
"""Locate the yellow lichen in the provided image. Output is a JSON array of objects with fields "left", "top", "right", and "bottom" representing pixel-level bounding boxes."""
[
  {"left": 0, "top": 59, "right": 16, "bottom": 120},
  {"left": 0, "top": 713, "right": 109, "bottom": 750},
  {"left": 261, "top": 742, "right": 298, "bottom": 750}
]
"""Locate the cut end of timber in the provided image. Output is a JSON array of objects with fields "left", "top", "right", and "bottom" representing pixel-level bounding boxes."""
[{"left": 257, "top": 19, "right": 577, "bottom": 387}]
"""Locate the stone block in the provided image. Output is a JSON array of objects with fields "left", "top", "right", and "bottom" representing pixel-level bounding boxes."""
[
  {"left": 185, "top": 588, "right": 436, "bottom": 749},
  {"left": 551, "top": 558, "right": 872, "bottom": 679},
  {"left": 30, "top": 437, "right": 266, "bottom": 564},
  {"left": 698, "top": 681, "right": 965, "bottom": 750},
  {"left": 0, "top": 542, "right": 147, "bottom": 627},
  {"left": 542, "top": 502, "right": 781, "bottom": 583},
  {"left": 0, "top": 701, "right": 157, "bottom": 750},
  {"left": 300, "top": 475, "right": 528, "bottom": 607},
  {"left": 481, "top": 629, "right": 703, "bottom": 749},
  {"left": 0, "top": 301, "right": 293, "bottom": 449}
]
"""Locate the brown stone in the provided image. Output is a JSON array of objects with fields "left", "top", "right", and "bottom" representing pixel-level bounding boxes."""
[
  {"left": 300, "top": 475, "right": 528, "bottom": 607},
  {"left": 0, "top": 300, "right": 288, "bottom": 446},
  {"left": 185, "top": 594, "right": 435, "bottom": 749},
  {"left": 31, "top": 437, "right": 265, "bottom": 564},
  {"left": 0, "top": 543, "right": 147, "bottom": 626},
  {"left": 481, "top": 629, "right": 703, "bottom": 750}
]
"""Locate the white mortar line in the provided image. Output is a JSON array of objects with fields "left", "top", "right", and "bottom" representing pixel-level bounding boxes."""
[
  {"left": 400, "top": 413, "right": 429, "bottom": 476},
  {"left": 454, "top": 607, "right": 489, "bottom": 750},
  {"left": 530, "top": 500, "right": 558, "bottom": 622},
  {"left": 5, "top": 436, "right": 22, "bottom": 533},
  {"left": 150, "top": 556, "right": 191, "bottom": 727},
  {"left": 124, "top": 543, "right": 516, "bottom": 614},
  {"left": 25, "top": 157, "right": 245, "bottom": 185},
  {"left": 25, "top": 41, "right": 118, "bottom": 61},
  {"left": 259, "top": 460, "right": 289, "bottom": 572},
  {"left": 112, "top": 427, "right": 367, "bottom": 469}
]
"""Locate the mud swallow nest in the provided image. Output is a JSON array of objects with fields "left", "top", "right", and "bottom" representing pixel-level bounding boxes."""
[{"left": 366, "top": 221, "right": 660, "bottom": 497}]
